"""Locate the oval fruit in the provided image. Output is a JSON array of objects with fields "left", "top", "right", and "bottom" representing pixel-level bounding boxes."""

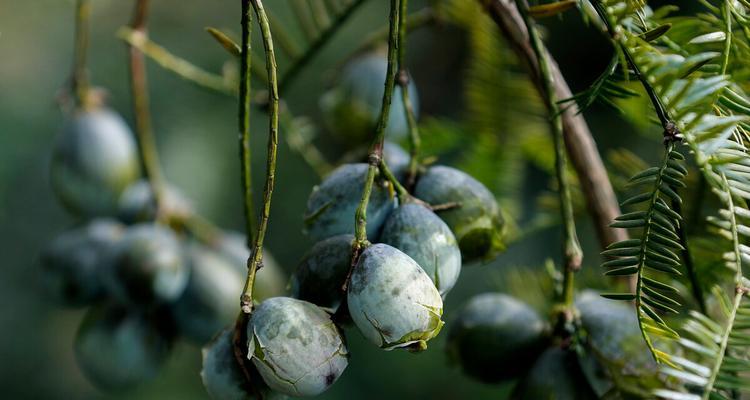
[
  {"left": 247, "top": 297, "right": 348, "bottom": 397},
  {"left": 414, "top": 165, "right": 505, "bottom": 263},
  {"left": 347, "top": 243, "right": 444, "bottom": 351},
  {"left": 290, "top": 234, "right": 353, "bottom": 312},
  {"left": 74, "top": 304, "right": 172, "bottom": 391},
  {"left": 51, "top": 108, "right": 140, "bottom": 217},
  {"left": 380, "top": 203, "right": 461, "bottom": 296},
  {"left": 304, "top": 163, "right": 395, "bottom": 242},
  {"left": 446, "top": 293, "right": 547, "bottom": 383},
  {"left": 511, "top": 347, "right": 597, "bottom": 400}
]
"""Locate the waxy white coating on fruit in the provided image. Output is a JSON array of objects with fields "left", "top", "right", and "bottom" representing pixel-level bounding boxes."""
[
  {"left": 380, "top": 203, "right": 461, "bottom": 296},
  {"left": 305, "top": 164, "right": 395, "bottom": 242},
  {"left": 247, "top": 297, "right": 348, "bottom": 397},
  {"left": 51, "top": 108, "right": 140, "bottom": 217},
  {"left": 347, "top": 244, "right": 444, "bottom": 350},
  {"left": 104, "top": 223, "right": 189, "bottom": 306},
  {"left": 74, "top": 305, "right": 171, "bottom": 390}
]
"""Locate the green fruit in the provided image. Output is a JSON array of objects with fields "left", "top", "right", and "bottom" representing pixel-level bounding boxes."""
[
  {"left": 172, "top": 243, "right": 244, "bottom": 344},
  {"left": 103, "top": 223, "right": 188, "bottom": 306},
  {"left": 380, "top": 203, "right": 461, "bottom": 297},
  {"left": 347, "top": 244, "right": 444, "bottom": 351},
  {"left": 574, "top": 290, "right": 659, "bottom": 397},
  {"left": 512, "top": 347, "right": 597, "bottom": 400},
  {"left": 414, "top": 166, "right": 505, "bottom": 263},
  {"left": 247, "top": 297, "right": 348, "bottom": 397},
  {"left": 51, "top": 108, "right": 140, "bottom": 217},
  {"left": 117, "top": 179, "right": 193, "bottom": 224},
  {"left": 217, "top": 232, "right": 286, "bottom": 301},
  {"left": 40, "top": 219, "right": 124, "bottom": 306},
  {"left": 290, "top": 234, "right": 353, "bottom": 312},
  {"left": 201, "top": 328, "right": 287, "bottom": 400},
  {"left": 446, "top": 293, "right": 547, "bottom": 383},
  {"left": 305, "top": 163, "right": 395, "bottom": 242},
  {"left": 320, "top": 50, "right": 419, "bottom": 143},
  {"left": 74, "top": 304, "right": 173, "bottom": 391}
]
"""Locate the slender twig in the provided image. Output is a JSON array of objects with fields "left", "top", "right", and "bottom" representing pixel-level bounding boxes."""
[
  {"left": 128, "top": 0, "right": 165, "bottom": 218},
  {"left": 396, "top": 0, "right": 422, "bottom": 188},
  {"left": 480, "top": 0, "right": 630, "bottom": 272},
  {"left": 357, "top": 7, "right": 437, "bottom": 56},
  {"left": 71, "top": 0, "right": 91, "bottom": 108},
  {"left": 280, "top": 0, "right": 368, "bottom": 94},
  {"left": 119, "top": 27, "right": 237, "bottom": 95},
  {"left": 238, "top": 0, "right": 256, "bottom": 251},
  {"left": 240, "top": 0, "right": 280, "bottom": 314},
  {"left": 342, "top": 0, "right": 401, "bottom": 292},
  {"left": 516, "top": 0, "right": 582, "bottom": 309},
  {"left": 353, "top": 0, "right": 400, "bottom": 247}
]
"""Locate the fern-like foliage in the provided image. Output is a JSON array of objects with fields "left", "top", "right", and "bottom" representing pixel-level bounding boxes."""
[
  {"left": 583, "top": 0, "right": 750, "bottom": 393},
  {"left": 601, "top": 146, "right": 687, "bottom": 365}
]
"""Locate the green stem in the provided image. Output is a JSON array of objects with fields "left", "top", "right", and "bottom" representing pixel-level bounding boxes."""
[
  {"left": 128, "top": 0, "right": 165, "bottom": 219},
  {"left": 353, "top": 0, "right": 400, "bottom": 246},
  {"left": 516, "top": 0, "right": 582, "bottom": 308},
  {"left": 358, "top": 7, "right": 436, "bottom": 55},
  {"left": 71, "top": 0, "right": 91, "bottom": 108},
  {"left": 396, "top": 0, "right": 422, "bottom": 188},
  {"left": 240, "top": 0, "right": 280, "bottom": 314},
  {"left": 280, "top": 0, "right": 368, "bottom": 94},
  {"left": 720, "top": 0, "right": 733, "bottom": 77},
  {"left": 238, "top": 0, "right": 256, "bottom": 250}
]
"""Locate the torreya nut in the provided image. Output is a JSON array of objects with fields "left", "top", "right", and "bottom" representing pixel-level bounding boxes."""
[
  {"left": 511, "top": 347, "right": 597, "bottom": 400},
  {"left": 117, "top": 179, "right": 193, "bottom": 224},
  {"left": 103, "top": 223, "right": 189, "bottom": 306},
  {"left": 304, "top": 163, "right": 395, "bottom": 242},
  {"left": 414, "top": 165, "right": 505, "bottom": 263},
  {"left": 446, "top": 293, "right": 548, "bottom": 383},
  {"left": 380, "top": 203, "right": 461, "bottom": 297},
  {"left": 290, "top": 234, "right": 354, "bottom": 312},
  {"left": 51, "top": 107, "right": 141, "bottom": 217},
  {"left": 319, "top": 49, "right": 419, "bottom": 143},
  {"left": 40, "top": 219, "right": 124, "bottom": 307},
  {"left": 347, "top": 243, "right": 444, "bottom": 351},
  {"left": 217, "top": 232, "right": 286, "bottom": 301},
  {"left": 171, "top": 243, "right": 245, "bottom": 344},
  {"left": 74, "top": 304, "right": 173, "bottom": 391},
  {"left": 247, "top": 297, "right": 349, "bottom": 397},
  {"left": 201, "top": 328, "right": 287, "bottom": 400},
  {"left": 574, "top": 290, "right": 659, "bottom": 396}
]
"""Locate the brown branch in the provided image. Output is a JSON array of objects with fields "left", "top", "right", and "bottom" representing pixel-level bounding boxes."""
[{"left": 479, "top": 0, "right": 627, "bottom": 249}]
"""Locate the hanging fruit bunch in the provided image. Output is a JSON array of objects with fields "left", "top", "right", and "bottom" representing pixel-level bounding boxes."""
[
  {"left": 42, "top": 0, "right": 750, "bottom": 398},
  {"left": 41, "top": 0, "right": 287, "bottom": 392}
]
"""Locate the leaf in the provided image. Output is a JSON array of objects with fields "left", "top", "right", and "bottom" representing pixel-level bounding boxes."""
[{"left": 528, "top": 0, "right": 577, "bottom": 18}]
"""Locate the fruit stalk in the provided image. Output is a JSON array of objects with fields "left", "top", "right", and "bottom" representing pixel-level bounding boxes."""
[
  {"left": 238, "top": 0, "right": 256, "bottom": 248},
  {"left": 128, "top": 0, "right": 165, "bottom": 218},
  {"left": 240, "top": 0, "right": 280, "bottom": 314},
  {"left": 71, "top": 0, "right": 91, "bottom": 107},
  {"left": 396, "top": 0, "right": 422, "bottom": 188},
  {"left": 352, "top": 0, "right": 401, "bottom": 246},
  {"left": 516, "top": 0, "right": 582, "bottom": 308}
]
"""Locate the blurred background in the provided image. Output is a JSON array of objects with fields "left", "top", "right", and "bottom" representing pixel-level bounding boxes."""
[{"left": 0, "top": 0, "right": 696, "bottom": 398}]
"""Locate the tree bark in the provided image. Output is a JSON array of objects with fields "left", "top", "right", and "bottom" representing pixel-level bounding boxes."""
[{"left": 479, "top": 0, "right": 628, "bottom": 252}]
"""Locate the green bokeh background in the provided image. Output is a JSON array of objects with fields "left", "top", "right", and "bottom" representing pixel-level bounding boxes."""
[{"left": 0, "top": 0, "right": 691, "bottom": 398}]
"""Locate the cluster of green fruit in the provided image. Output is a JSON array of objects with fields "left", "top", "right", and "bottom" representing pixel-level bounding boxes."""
[
  {"left": 200, "top": 53, "right": 506, "bottom": 399},
  {"left": 43, "top": 105, "right": 285, "bottom": 391},
  {"left": 446, "top": 290, "right": 657, "bottom": 399}
]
